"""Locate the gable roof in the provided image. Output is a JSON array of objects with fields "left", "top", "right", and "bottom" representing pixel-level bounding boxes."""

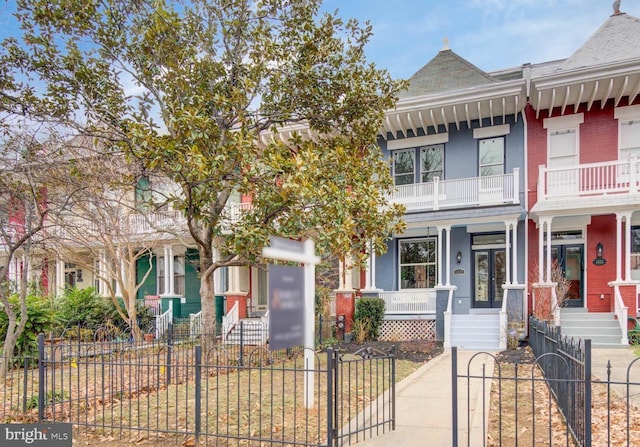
[
  {"left": 399, "top": 49, "right": 499, "bottom": 99},
  {"left": 560, "top": 13, "right": 640, "bottom": 71}
]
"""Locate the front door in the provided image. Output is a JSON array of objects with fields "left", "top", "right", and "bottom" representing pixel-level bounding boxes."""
[
  {"left": 473, "top": 249, "right": 506, "bottom": 308},
  {"left": 551, "top": 245, "right": 583, "bottom": 308}
]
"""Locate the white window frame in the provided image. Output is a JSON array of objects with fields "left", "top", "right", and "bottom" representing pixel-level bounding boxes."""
[
  {"left": 174, "top": 255, "right": 185, "bottom": 296},
  {"left": 615, "top": 105, "right": 640, "bottom": 160},
  {"left": 398, "top": 238, "right": 437, "bottom": 290},
  {"left": 543, "top": 114, "right": 584, "bottom": 167},
  {"left": 420, "top": 144, "right": 444, "bottom": 182},
  {"left": 392, "top": 148, "right": 416, "bottom": 186}
]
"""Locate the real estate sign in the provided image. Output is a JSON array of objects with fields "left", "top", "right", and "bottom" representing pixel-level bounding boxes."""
[{"left": 268, "top": 265, "right": 305, "bottom": 350}]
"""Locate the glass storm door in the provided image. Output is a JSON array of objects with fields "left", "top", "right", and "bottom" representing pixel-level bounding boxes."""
[
  {"left": 473, "top": 249, "right": 506, "bottom": 308},
  {"left": 551, "top": 245, "right": 583, "bottom": 308}
]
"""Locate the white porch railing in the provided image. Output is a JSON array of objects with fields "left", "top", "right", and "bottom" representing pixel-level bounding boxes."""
[
  {"left": 189, "top": 311, "right": 203, "bottom": 337},
  {"left": 378, "top": 290, "right": 437, "bottom": 314},
  {"left": 155, "top": 300, "right": 173, "bottom": 339},
  {"left": 613, "top": 285, "right": 629, "bottom": 345},
  {"left": 538, "top": 158, "right": 640, "bottom": 201},
  {"left": 389, "top": 168, "right": 519, "bottom": 212},
  {"left": 128, "top": 210, "right": 186, "bottom": 234},
  {"left": 222, "top": 301, "right": 239, "bottom": 343}
]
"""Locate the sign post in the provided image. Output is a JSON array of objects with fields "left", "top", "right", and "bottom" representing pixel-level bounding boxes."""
[{"left": 262, "top": 237, "right": 320, "bottom": 408}]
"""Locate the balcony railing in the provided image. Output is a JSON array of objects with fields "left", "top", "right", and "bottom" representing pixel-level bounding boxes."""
[
  {"left": 537, "top": 158, "right": 640, "bottom": 201},
  {"left": 378, "top": 290, "right": 437, "bottom": 315},
  {"left": 389, "top": 168, "right": 520, "bottom": 212}
]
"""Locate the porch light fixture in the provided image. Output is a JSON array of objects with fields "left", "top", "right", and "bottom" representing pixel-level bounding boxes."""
[
  {"left": 76, "top": 269, "right": 83, "bottom": 283},
  {"left": 456, "top": 251, "right": 462, "bottom": 264},
  {"left": 596, "top": 242, "right": 604, "bottom": 259}
]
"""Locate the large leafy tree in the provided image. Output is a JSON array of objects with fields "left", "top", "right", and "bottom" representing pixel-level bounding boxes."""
[{"left": 6, "top": 0, "right": 406, "bottom": 332}]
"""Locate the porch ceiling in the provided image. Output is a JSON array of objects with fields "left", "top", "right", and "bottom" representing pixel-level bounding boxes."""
[{"left": 530, "top": 194, "right": 640, "bottom": 221}]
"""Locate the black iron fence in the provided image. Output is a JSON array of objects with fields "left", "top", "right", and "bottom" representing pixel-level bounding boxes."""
[
  {"left": 452, "top": 317, "right": 640, "bottom": 447},
  {"left": 0, "top": 333, "right": 395, "bottom": 446}
]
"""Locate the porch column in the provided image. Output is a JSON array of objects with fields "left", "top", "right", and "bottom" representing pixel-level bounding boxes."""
[
  {"left": 115, "top": 257, "right": 124, "bottom": 297},
  {"left": 56, "top": 258, "right": 65, "bottom": 295},
  {"left": 537, "top": 220, "right": 544, "bottom": 283},
  {"left": 623, "top": 212, "right": 633, "bottom": 282},
  {"left": 512, "top": 220, "right": 519, "bottom": 285},
  {"left": 362, "top": 240, "right": 378, "bottom": 291},
  {"left": 339, "top": 253, "right": 354, "bottom": 291},
  {"left": 436, "top": 227, "right": 443, "bottom": 287},
  {"left": 227, "top": 266, "right": 242, "bottom": 293},
  {"left": 444, "top": 226, "right": 452, "bottom": 286},
  {"left": 162, "top": 246, "right": 171, "bottom": 295},
  {"left": 504, "top": 221, "right": 512, "bottom": 285},
  {"left": 616, "top": 214, "right": 623, "bottom": 282},
  {"left": 99, "top": 250, "right": 108, "bottom": 296},
  {"left": 212, "top": 247, "right": 225, "bottom": 295}
]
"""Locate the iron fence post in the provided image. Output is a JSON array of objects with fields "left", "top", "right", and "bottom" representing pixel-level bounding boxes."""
[
  {"left": 38, "top": 333, "right": 45, "bottom": 422},
  {"left": 195, "top": 345, "right": 202, "bottom": 443},
  {"left": 584, "top": 339, "right": 591, "bottom": 447},
  {"left": 391, "top": 346, "right": 396, "bottom": 431},
  {"left": 452, "top": 346, "right": 458, "bottom": 447},
  {"left": 22, "top": 357, "right": 28, "bottom": 414},
  {"left": 326, "top": 348, "right": 334, "bottom": 447},
  {"left": 167, "top": 345, "right": 172, "bottom": 384},
  {"left": 239, "top": 321, "right": 244, "bottom": 366}
]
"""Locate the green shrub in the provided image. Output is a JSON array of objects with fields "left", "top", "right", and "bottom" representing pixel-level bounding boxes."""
[
  {"left": 0, "top": 293, "right": 55, "bottom": 357},
  {"left": 353, "top": 297, "right": 385, "bottom": 341},
  {"left": 54, "top": 287, "right": 121, "bottom": 330}
]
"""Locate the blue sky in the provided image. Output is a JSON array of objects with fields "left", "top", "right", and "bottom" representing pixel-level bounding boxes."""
[
  {"left": 0, "top": 0, "right": 636, "bottom": 82},
  {"left": 323, "top": 0, "right": 639, "bottom": 79}
]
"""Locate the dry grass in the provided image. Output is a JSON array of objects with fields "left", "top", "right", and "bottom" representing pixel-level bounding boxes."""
[{"left": 2, "top": 343, "right": 425, "bottom": 446}]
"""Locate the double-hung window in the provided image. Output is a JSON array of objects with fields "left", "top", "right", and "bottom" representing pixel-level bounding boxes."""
[
  {"left": 616, "top": 105, "right": 640, "bottom": 160},
  {"left": 479, "top": 137, "right": 505, "bottom": 176},
  {"left": 393, "top": 149, "right": 415, "bottom": 185},
  {"left": 399, "top": 238, "right": 437, "bottom": 289},
  {"left": 421, "top": 144, "right": 444, "bottom": 182}
]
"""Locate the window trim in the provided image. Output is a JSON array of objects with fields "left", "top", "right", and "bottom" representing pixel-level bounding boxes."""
[
  {"left": 615, "top": 105, "right": 640, "bottom": 160},
  {"left": 478, "top": 136, "right": 505, "bottom": 177},
  {"left": 387, "top": 133, "right": 449, "bottom": 151},
  {"left": 398, "top": 238, "right": 437, "bottom": 290},
  {"left": 420, "top": 144, "right": 445, "bottom": 182},
  {"left": 392, "top": 148, "right": 416, "bottom": 185}
]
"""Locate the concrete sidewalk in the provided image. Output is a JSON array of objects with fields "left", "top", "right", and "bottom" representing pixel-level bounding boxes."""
[
  {"left": 351, "top": 349, "right": 495, "bottom": 447},
  {"left": 591, "top": 346, "right": 640, "bottom": 408},
  {"left": 351, "top": 346, "right": 640, "bottom": 447}
]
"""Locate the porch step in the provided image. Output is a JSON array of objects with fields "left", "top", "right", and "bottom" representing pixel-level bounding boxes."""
[
  {"left": 224, "top": 318, "right": 268, "bottom": 345},
  {"left": 450, "top": 314, "right": 500, "bottom": 351},
  {"left": 559, "top": 310, "right": 624, "bottom": 347}
]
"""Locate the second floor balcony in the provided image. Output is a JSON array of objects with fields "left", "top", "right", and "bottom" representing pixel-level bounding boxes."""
[
  {"left": 389, "top": 168, "right": 520, "bottom": 212},
  {"left": 536, "top": 158, "right": 640, "bottom": 210}
]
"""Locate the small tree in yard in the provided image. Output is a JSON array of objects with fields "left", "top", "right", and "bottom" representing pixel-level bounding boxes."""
[
  {"left": 45, "top": 139, "right": 172, "bottom": 341},
  {"left": 529, "top": 260, "right": 571, "bottom": 322},
  {"left": 0, "top": 133, "right": 55, "bottom": 379},
  {"left": 5, "top": 0, "right": 407, "bottom": 343},
  {"left": 354, "top": 297, "right": 385, "bottom": 341}
]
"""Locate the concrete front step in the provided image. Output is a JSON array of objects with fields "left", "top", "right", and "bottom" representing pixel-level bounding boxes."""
[
  {"left": 450, "top": 314, "right": 501, "bottom": 350},
  {"left": 559, "top": 310, "right": 624, "bottom": 346}
]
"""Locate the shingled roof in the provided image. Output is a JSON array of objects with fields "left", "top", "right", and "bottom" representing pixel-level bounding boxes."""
[
  {"left": 560, "top": 12, "right": 640, "bottom": 71},
  {"left": 398, "top": 48, "right": 499, "bottom": 99}
]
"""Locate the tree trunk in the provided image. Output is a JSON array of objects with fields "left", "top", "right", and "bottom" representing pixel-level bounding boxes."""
[
  {"left": 0, "top": 318, "right": 19, "bottom": 380},
  {"left": 199, "top": 256, "right": 216, "bottom": 349}
]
